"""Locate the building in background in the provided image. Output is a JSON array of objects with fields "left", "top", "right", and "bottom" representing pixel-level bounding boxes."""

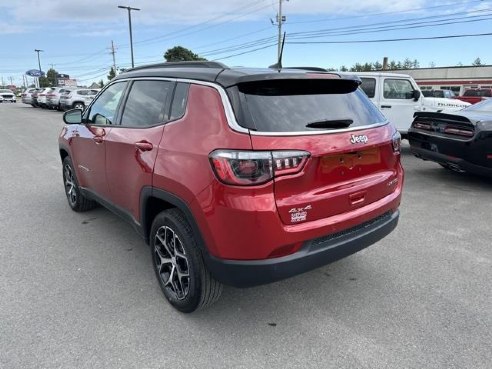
[
  {"left": 56, "top": 73, "right": 77, "bottom": 88},
  {"left": 398, "top": 65, "right": 492, "bottom": 95}
]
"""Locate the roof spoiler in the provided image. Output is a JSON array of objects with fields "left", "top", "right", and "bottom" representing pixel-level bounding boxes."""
[{"left": 125, "top": 61, "right": 229, "bottom": 72}]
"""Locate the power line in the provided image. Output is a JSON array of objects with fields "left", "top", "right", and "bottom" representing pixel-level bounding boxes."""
[
  {"left": 212, "top": 43, "right": 278, "bottom": 61},
  {"left": 127, "top": 1, "right": 269, "bottom": 48},
  {"left": 286, "top": 0, "right": 486, "bottom": 25},
  {"left": 197, "top": 8, "right": 492, "bottom": 59},
  {"left": 287, "top": 32, "right": 492, "bottom": 44},
  {"left": 287, "top": 8, "right": 492, "bottom": 39}
]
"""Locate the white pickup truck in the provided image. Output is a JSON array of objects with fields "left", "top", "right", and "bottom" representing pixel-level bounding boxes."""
[{"left": 355, "top": 72, "right": 468, "bottom": 136}]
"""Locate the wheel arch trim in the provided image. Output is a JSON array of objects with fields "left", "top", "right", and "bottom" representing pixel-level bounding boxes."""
[{"left": 140, "top": 187, "right": 208, "bottom": 255}]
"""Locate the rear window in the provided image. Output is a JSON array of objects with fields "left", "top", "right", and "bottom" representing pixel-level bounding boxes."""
[{"left": 233, "top": 79, "right": 385, "bottom": 132}]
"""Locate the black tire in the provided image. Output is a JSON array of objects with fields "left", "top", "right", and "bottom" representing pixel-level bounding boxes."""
[
  {"left": 150, "top": 209, "right": 223, "bottom": 313},
  {"left": 62, "top": 156, "right": 97, "bottom": 212}
]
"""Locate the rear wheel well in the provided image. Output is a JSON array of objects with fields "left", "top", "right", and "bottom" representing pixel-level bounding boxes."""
[
  {"left": 60, "top": 149, "right": 69, "bottom": 162},
  {"left": 144, "top": 197, "right": 175, "bottom": 242}
]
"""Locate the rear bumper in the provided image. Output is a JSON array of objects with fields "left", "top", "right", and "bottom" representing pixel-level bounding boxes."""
[
  {"left": 410, "top": 146, "right": 492, "bottom": 177},
  {"left": 205, "top": 210, "right": 399, "bottom": 287}
]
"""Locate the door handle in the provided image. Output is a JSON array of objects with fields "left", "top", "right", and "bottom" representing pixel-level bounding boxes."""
[
  {"left": 135, "top": 141, "right": 153, "bottom": 151},
  {"left": 381, "top": 105, "right": 392, "bottom": 108}
]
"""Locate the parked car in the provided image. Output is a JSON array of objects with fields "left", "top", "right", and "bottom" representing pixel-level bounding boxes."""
[
  {"left": 46, "top": 87, "right": 72, "bottom": 110},
  {"left": 0, "top": 96, "right": 3, "bottom": 103},
  {"left": 37, "top": 87, "right": 55, "bottom": 108},
  {"left": 356, "top": 72, "right": 423, "bottom": 137},
  {"left": 30, "top": 88, "right": 44, "bottom": 107},
  {"left": 21, "top": 88, "right": 38, "bottom": 105},
  {"left": 0, "top": 88, "right": 16, "bottom": 103},
  {"left": 454, "top": 88, "right": 492, "bottom": 104},
  {"left": 409, "top": 98, "right": 492, "bottom": 177},
  {"left": 59, "top": 88, "right": 99, "bottom": 111},
  {"left": 59, "top": 61, "right": 403, "bottom": 312}
]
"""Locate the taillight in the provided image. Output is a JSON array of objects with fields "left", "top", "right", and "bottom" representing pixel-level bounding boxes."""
[
  {"left": 209, "top": 150, "right": 310, "bottom": 186},
  {"left": 413, "top": 121, "right": 432, "bottom": 130},
  {"left": 392, "top": 131, "right": 401, "bottom": 154},
  {"left": 443, "top": 126, "right": 474, "bottom": 138}
]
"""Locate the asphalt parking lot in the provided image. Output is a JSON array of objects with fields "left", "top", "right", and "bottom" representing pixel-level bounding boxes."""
[{"left": 0, "top": 102, "right": 490, "bottom": 369}]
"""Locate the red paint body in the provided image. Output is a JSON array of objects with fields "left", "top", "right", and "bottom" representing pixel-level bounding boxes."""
[{"left": 60, "top": 83, "right": 403, "bottom": 262}]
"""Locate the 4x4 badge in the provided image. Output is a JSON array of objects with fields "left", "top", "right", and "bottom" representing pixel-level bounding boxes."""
[
  {"left": 350, "top": 134, "right": 368, "bottom": 144},
  {"left": 289, "top": 205, "right": 312, "bottom": 223}
]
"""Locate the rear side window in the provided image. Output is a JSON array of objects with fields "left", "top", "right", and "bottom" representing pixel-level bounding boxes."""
[
  {"left": 121, "top": 80, "right": 173, "bottom": 127},
  {"left": 169, "top": 83, "right": 189, "bottom": 121},
  {"left": 234, "top": 79, "right": 385, "bottom": 132},
  {"left": 360, "top": 78, "right": 376, "bottom": 98}
]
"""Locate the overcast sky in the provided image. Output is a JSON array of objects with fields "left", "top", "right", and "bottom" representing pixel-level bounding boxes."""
[{"left": 1, "top": 0, "right": 491, "bottom": 86}]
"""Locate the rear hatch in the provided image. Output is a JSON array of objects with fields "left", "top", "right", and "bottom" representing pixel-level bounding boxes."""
[{"left": 230, "top": 76, "right": 400, "bottom": 225}]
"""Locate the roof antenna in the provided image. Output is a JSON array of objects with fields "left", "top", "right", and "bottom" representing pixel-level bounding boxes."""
[{"left": 269, "top": 32, "right": 286, "bottom": 72}]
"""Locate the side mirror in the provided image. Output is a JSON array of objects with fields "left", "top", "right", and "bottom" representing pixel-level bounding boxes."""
[
  {"left": 63, "top": 109, "right": 82, "bottom": 124},
  {"left": 412, "top": 90, "right": 421, "bottom": 101}
]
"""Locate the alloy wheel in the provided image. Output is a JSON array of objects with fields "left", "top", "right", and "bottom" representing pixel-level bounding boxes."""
[
  {"left": 64, "top": 164, "right": 77, "bottom": 206},
  {"left": 154, "top": 226, "right": 190, "bottom": 300}
]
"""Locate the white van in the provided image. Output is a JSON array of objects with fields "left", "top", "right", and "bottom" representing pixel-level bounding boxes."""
[{"left": 355, "top": 72, "right": 423, "bottom": 136}]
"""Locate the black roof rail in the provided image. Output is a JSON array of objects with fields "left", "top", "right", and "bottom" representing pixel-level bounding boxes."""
[
  {"left": 126, "top": 61, "right": 229, "bottom": 72},
  {"left": 281, "top": 66, "right": 328, "bottom": 72}
]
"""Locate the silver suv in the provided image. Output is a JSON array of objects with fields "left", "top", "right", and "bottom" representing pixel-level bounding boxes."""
[
  {"left": 46, "top": 87, "right": 73, "bottom": 110},
  {"left": 59, "top": 89, "right": 99, "bottom": 111},
  {"left": 0, "top": 89, "right": 16, "bottom": 103}
]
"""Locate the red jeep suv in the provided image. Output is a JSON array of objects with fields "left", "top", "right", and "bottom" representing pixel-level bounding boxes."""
[{"left": 59, "top": 62, "right": 403, "bottom": 312}]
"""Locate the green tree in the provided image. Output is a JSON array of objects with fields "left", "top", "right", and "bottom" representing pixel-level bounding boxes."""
[
  {"left": 164, "top": 46, "right": 207, "bottom": 62},
  {"left": 98, "top": 79, "right": 105, "bottom": 88},
  {"left": 339, "top": 65, "right": 348, "bottom": 72},
  {"left": 472, "top": 57, "right": 483, "bottom": 66},
  {"left": 402, "top": 58, "right": 413, "bottom": 69},
  {"left": 373, "top": 61, "right": 383, "bottom": 70},
  {"left": 38, "top": 67, "right": 58, "bottom": 87},
  {"left": 107, "top": 67, "right": 116, "bottom": 81}
]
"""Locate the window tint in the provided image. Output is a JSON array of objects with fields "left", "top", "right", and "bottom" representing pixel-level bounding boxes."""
[
  {"left": 236, "top": 80, "right": 385, "bottom": 132},
  {"left": 170, "top": 83, "right": 189, "bottom": 121},
  {"left": 383, "top": 79, "right": 414, "bottom": 99},
  {"left": 86, "top": 82, "right": 126, "bottom": 125},
  {"left": 359, "top": 78, "right": 376, "bottom": 98},
  {"left": 121, "top": 80, "right": 173, "bottom": 127}
]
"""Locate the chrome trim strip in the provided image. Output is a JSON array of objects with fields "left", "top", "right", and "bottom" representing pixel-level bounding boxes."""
[
  {"left": 112, "top": 76, "right": 389, "bottom": 136},
  {"left": 248, "top": 121, "right": 389, "bottom": 136}
]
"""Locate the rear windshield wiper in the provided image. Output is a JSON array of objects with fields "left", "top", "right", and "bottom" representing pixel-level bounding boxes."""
[{"left": 305, "top": 119, "right": 353, "bottom": 129}]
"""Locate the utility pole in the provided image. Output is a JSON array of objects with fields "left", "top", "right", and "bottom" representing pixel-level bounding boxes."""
[
  {"left": 34, "top": 49, "right": 43, "bottom": 88},
  {"left": 34, "top": 49, "right": 43, "bottom": 72},
  {"left": 110, "top": 40, "right": 117, "bottom": 73},
  {"left": 277, "top": 0, "right": 286, "bottom": 63},
  {"left": 118, "top": 5, "right": 140, "bottom": 68}
]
